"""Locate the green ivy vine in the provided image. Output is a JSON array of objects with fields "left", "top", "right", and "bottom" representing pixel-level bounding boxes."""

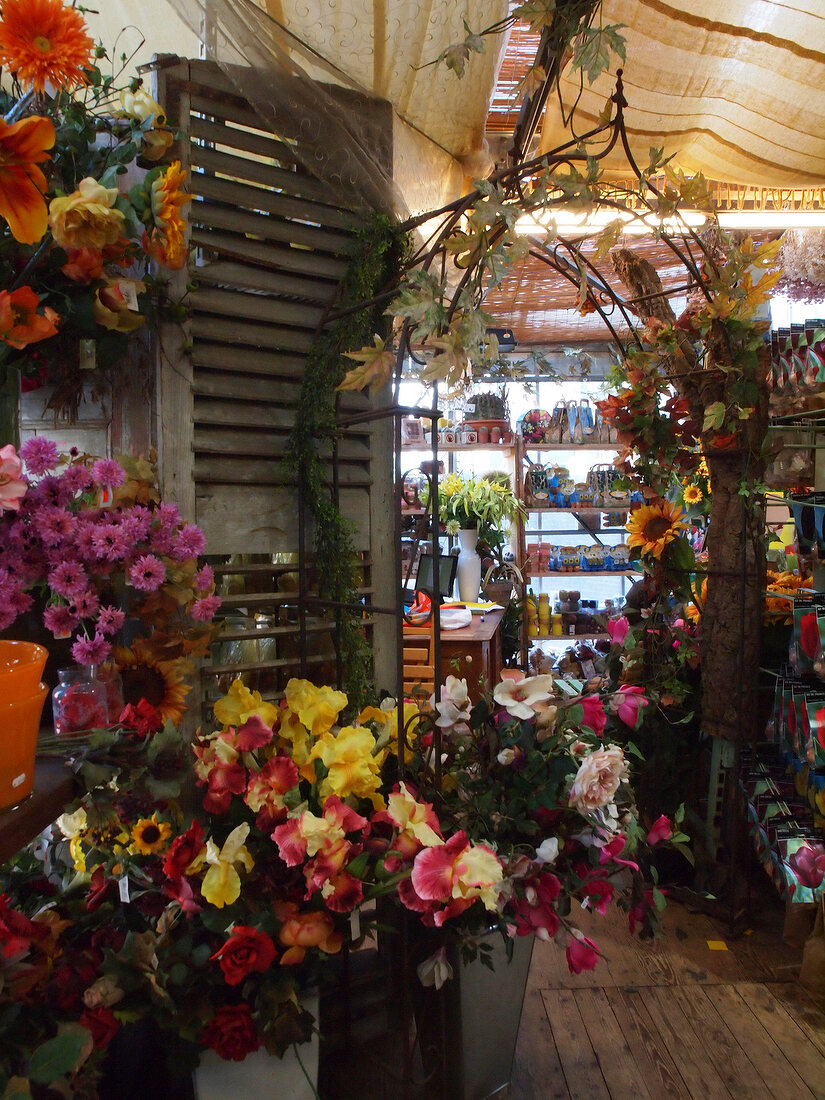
[{"left": 286, "top": 212, "right": 407, "bottom": 707}]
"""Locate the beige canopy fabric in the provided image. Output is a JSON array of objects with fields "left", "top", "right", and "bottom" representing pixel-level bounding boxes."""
[
  {"left": 255, "top": 0, "right": 509, "bottom": 159},
  {"left": 538, "top": 0, "right": 825, "bottom": 187}
]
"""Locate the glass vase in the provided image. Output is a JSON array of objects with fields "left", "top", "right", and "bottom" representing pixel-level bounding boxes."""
[{"left": 51, "top": 666, "right": 108, "bottom": 738}]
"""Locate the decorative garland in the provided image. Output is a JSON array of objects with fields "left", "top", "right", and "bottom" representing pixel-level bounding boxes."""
[{"left": 287, "top": 212, "right": 407, "bottom": 707}]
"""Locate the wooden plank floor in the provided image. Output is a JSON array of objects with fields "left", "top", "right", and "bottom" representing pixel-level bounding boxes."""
[{"left": 512, "top": 893, "right": 825, "bottom": 1099}]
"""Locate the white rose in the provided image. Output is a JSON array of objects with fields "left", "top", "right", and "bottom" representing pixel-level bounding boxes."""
[{"left": 569, "top": 746, "right": 628, "bottom": 815}]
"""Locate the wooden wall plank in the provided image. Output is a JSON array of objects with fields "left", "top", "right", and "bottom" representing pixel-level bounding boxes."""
[
  {"left": 193, "top": 400, "right": 296, "bottom": 429},
  {"left": 194, "top": 457, "right": 370, "bottom": 486},
  {"left": 191, "top": 199, "right": 355, "bottom": 256},
  {"left": 190, "top": 227, "right": 348, "bottom": 279},
  {"left": 189, "top": 315, "right": 315, "bottom": 353},
  {"left": 194, "top": 145, "right": 348, "bottom": 210},
  {"left": 191, "top": 168, "right": 358, "bottom": 232},
  {"left": 188, "top": 286, "right": 324, "bottom": 329},
  {"left": 193, "top": 373, "right": 302, "bottom": 403},
  {"left": 194, "top": 260, "right": 331, "bottom": 303},
  {"left": 189, "top": 113, "right": 299, "bottom": 168},
  {"left": 191, "top": 343, "right": 307, "bottom": 377}
]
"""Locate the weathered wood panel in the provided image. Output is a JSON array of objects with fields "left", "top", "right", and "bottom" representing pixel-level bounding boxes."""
[{"left": 190, "top": 227, "right": 348, "bottom": 279}]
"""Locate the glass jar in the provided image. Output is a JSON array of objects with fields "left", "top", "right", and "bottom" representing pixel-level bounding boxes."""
[
  {"left": 94, "top": 662, "right": 125, "bottom": 723},
  {"left": 51, "top": 666, "right": 109, "bottom": 737}
]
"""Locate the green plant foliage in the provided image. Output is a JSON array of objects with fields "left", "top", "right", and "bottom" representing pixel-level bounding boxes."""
[{"left": 286, "top": 213, "right": 407, "bottom": 707}]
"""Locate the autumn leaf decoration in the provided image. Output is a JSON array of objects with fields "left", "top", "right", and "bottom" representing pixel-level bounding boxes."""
[{"left": 337, "top": 335, "right": 396, "bottom": 395}]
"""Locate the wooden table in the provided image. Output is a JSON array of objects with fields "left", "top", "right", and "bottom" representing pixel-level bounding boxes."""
[
  {"left": 404, "top": 607, "right": 505, "bottom": 701},
  {"left": 0, "top": 757, "right": 75, "bottom": 865}
]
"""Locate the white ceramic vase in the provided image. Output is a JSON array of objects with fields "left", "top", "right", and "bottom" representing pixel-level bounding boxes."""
[
  {"left": 193, "top": 999, "right": 319, "bottom": 1100},
  {"left": 456, "top": 528, "right": 482, "bottom": 603}
]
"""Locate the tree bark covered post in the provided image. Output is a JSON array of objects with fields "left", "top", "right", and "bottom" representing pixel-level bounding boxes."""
[{"left": 611, "top": 248, "right": 768, "bottom": 741}]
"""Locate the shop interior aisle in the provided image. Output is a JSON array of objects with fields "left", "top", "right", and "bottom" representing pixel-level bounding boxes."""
[{"left": 512, "top": 891, "right": 825, "bottom": 1100}]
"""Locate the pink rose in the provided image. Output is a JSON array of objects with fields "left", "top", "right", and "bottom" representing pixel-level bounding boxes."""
[
  {"left": 607, "top": 616, "right": 629, "bottom": 646},
  {"left": 569, "top": 746, "right": 628, "bottom": 814},
  {"left": 578, "top": 695, "right": 606, "bottom": 737},
  {"left": 611, "top": 684, "right": 649, "bottom": 728},
  {"left": 646, "top": 814, "right": 673, "bottom": 845},
  {"left": 566, "top": 931, "right": 599, "bottom": 974},
  {"left": 0, "top": 444, "right": 26, "bottom": 512}
]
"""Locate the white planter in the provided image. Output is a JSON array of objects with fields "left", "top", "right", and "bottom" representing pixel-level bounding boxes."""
[
  {"left": 456, "top": 528, "right": 482, "bottom": 603},
  {"left": 193, "top": 999, "right": 319, "bottom": 1100}
]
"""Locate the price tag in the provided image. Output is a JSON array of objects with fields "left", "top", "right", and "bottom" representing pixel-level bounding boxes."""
[
  {"left": 349, "top": 907, "right": 361, "bottom": 940},
  {"left": 118, "top": 876, "right": 131, "bottom": 904},
  {"left": 581, "top": 659, "right": 596, "bottom": 679},
  {"left": 118, "top": 279, "right": 140, "bottom": 312}
]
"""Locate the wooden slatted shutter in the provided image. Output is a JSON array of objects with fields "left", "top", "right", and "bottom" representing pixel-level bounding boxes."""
[{"left": 154, "top": 58, "right": 396, "bottom": 710}]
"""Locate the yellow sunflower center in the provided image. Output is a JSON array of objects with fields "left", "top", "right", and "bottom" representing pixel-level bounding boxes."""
[
  {"left": 642, "top": 516, "right": 674, "bottom": 540},
  {"left": 33, "top": 36, "right": 52, "bottom": 53}
]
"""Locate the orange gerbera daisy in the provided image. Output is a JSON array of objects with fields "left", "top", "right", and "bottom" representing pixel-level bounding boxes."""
[
  {"left": 144, "top": 160, "right": 191, "bottom": 270},
  {"left": 0, "top": 285, "right": 59, "bottom": 348},
  {"left": 0, "top": 114, "right": 54, "bottom": 243},
  {"left": 0, "top": 0, "right": 93, "bottom": 92},
  {"left": 626, "top": 500, "right": 687, "bottom": 560}
]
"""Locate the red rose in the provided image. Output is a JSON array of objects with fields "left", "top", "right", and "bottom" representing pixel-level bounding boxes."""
[
  {"left": 80, "top": 1005, "right": 120, "bottom": 1049},
  {"left": 200, "top": 1003, "right": 261, "bottom": 1061},
  {"left": 162, "top": 820, "right": 205, "bottom": 881},
  {"left": 211, "top": 926, "right": 277, "bottom": 986}
]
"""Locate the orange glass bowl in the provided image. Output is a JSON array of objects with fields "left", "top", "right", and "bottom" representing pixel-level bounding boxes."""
[
  {"left": 0, "top": 682, "right": 49, "bottom": 810},
  {"left": 0, "top": 641, "right": 49, "bottom": 703}
]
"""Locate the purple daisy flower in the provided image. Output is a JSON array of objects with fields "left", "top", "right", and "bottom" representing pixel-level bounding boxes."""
[
  {"left": 71, "top": 633, "right": 111, "bottom": 666},
  {"left": 128, "top": 554, "right": 167, "bottom": 592},
  {"left": 171, "top": 523, "right": 207, "bottom": 560},
  {"left": 91, "top": 458, "right": 126, "bottom": 490},
  {"left": 43, "top": 604, "right": 79, "bottom": 638},
  {"left": 96, "top": 605, "right": 126, "bottom": 636},
  {"left": 20, "top": 437, "right": 60, "bottom": 475},
  {"left": 194, "top": 564, "right": 214, "bottom": 592},
  {"left": 119, "top": 505, "right": 152, "bottom": 543},
  {"left": 48, "top": 561, "right": 88, "bottom": 599},
  {"left": 157, "top": 501, "right": 181, "bottom": 527},
  {"left": 190, "top": 595, "right": 221, "bottom": 621}
]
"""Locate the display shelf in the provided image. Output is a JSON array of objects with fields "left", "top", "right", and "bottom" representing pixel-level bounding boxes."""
[
  {"left": 0, "top": 756, "right": 76, "bottom": 865},
  {"left": 528, "top": 632, "right": 609, "bottom": 642},
  {"left": 517, "top": 441, "right": 617, "bottom": 451},
  {"left": 401, "top": 443, "right": 515, "bottom": 453},
  {"left": 523, "top": 504, "right": 636, "bottom": 515},
  {"left": 526, "top": 570, "right": 640, "bottom": 578}
]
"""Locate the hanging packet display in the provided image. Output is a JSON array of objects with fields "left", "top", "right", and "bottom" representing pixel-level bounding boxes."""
[
  {"left": 804, "top": 695, "right": 825, "bottom": 768},
  {"left": 794, "top": 603, "right": 820, "bottom": 672}
]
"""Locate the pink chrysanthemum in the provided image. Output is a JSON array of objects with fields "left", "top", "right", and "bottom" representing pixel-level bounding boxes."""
[
  {"left": 95, "top": 605, "right": 125, "bottom": 636},
  {"left": 190, "top": 595, "right": 221, "bottom": 621},
  {"left": 71, "top": 588, "right": 100, "bottom": 619},
  {"left": 128, "top": 554, "right": 166, "bottom": 591},
  {"left": 90, "top": 458, "right": 126, "bottom": 490},
  {"left": 47, "top": 559, "right": 87, "bottom": 598},
  {"left": 194, "top": 564, "right": 214, "bottom": 592},
  {"left": 19, "top": 436, "right": 59, "bottom": 475},
  {"left": 43, "top": 603, "right": 78, "bottom": 637},
  {"left": 119, "top": 506, "right": 152, "bottom": 543},
  {"left": 60, "top": 464, "right": 93, "bottom": 494},
  {"left": 32, "top": 504, "right": 74, "bottom": 546},
  {"left": 71, "top": 632, "right": 111, "bottom": 666},
  {"left": 90, "top": 523, "right": 130, "bottom": 561},
  {"left": 171, "top": 523, "right": 206, "bottom": 560}
]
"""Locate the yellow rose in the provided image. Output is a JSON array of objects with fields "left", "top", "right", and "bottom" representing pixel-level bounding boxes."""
[
  {"left": 49, "top": 178, "right": 125, "bottom": 251},
  {"left": 118, "top": 89, "right": 166, "bottom": 126}
]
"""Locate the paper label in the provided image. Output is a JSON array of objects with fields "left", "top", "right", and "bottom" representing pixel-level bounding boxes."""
[
  {"left": 11, "top": 772, "right": 25, "bottom": 788},
  {"left": 118, "top": 877, "right": 130, "bottom": 904},
  {"left": 580, "top": 659, "right": 596, "bottom": 679},
  {"left": 118, "top": 279, "right": 140, "bottom": 311}
]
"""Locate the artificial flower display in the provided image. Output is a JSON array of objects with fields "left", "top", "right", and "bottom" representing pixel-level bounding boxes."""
[
  {"left": 0, "top": 442, "right": 219, "bottom": 693},
  {"left": 0, "top": 668, "right": 680, "bottom": 1094},
  {"left": 0, "top": 0, "right": 187, "bottom": 415},
  {"left": 625, "top": 499, "right": 687, "bottom": 560},
  {"left": 428, "top": 471, "right": 524, "bottom": 538}
]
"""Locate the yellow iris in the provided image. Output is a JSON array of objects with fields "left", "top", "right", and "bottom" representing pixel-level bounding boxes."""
[
  {"left": 213, "top": 678, "right": 279, "bottom": 730},
  {"left": 284, "top": 678, "right": 347, "bottom": 737},
  {"left": 301, "top": 725, "right": 385, "bottom": 809},
  {"left": 201, "top": 824, "right": 254, "bottom": 908},
  {"left": 626, "top": 501, "right": 687, "bottom": 560}
]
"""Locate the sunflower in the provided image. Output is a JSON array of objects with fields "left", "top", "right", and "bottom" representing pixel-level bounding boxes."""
[
  {"left": 626, "top": 500, "right": 687, "bottom": 560},
  {"left": 113, "top": 636, "right": 192, "bottom": 726},
  {"left": 683, "top": 484, "right": 703, "bottom": 505},
  {"left": 685, "top": 577, "right": 707, "bottom": 623},
  {"left": 144, "top": 160, "right": 191, "bottom": 270},
  {"left": 130, "top": 813, "right": 173, "bottom": 855},
  {"left": 0, "top": 0, "right": 94, "bottom": 93}
]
